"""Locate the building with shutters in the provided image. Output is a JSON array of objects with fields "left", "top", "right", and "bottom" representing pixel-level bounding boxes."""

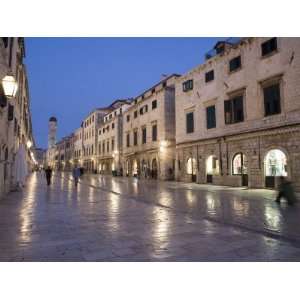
[
  {"left": 122, "top": 74, "right": 180, "bottom": 180},
  {"left": 0, "top": 37, "right": 35, "bottom": 198},
  {"left": 175, "top": 37, "right": 300, "bottom": 191},
  {"left": 96, "top": 99, "right": 131, "bottom": 175}
]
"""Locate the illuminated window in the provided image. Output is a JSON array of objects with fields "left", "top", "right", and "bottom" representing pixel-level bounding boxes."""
[
  {"left": 186, "top": 158, "right": 197, "bottom": 175},
  {"left": 265, "top": 149, "right": 287, "bottom": 176},
  {"left": 232, "top": 153, "right": 247, "bottom": 175},
  {"left": 206, "top": 155, "right": 220, "bottom": 175}
]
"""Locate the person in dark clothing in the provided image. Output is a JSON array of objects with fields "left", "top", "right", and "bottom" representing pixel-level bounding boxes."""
[
  {"left": 276, "top": 176, "right": 297, "bottom": 205},
  {"left": 44, "top": 166, "right": 53, "bottom": 186}
]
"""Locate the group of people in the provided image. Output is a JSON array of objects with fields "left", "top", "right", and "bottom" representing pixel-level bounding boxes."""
[{"left": 43, "top": 166, "right": 84, "bottom": 187}]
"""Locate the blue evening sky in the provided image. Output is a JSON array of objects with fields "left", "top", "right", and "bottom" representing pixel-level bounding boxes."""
[{"left": 25, "top": 37, "right": 221, "bottom": 148}]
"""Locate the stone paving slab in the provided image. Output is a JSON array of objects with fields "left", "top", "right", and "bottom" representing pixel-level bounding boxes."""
[{"left": 0, "top": 172, "right": 299, "bottom": 261}]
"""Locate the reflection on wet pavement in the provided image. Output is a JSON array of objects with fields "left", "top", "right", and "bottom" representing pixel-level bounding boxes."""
[{"left": 0, "top": 172, "right": 299, "bottom": 261}]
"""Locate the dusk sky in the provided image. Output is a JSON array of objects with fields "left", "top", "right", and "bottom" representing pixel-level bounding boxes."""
[{"left": 25, "top": 37, "right": 221, "bottom": 148}]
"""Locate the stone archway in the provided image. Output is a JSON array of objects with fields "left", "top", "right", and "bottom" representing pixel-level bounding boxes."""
[
  {"left": 186, "top": 157, "right": 197, "bottom": 182},
  {"left": 232, "top": 152, "right": 248, "bottom": 186},
  {"left": 264, "top": 149, "right": 287, "bottom": 188},
  {"left": 152, "top": 158, "right": 158, "bottom": 179}
]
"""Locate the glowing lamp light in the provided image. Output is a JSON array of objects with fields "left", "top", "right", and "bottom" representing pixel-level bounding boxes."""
[
  {"left": 160, "top": 140, "right": 168, "bottom": 152},
  {"left": 2, "top": 74, "right": 18, "bottom": 98},
  {"left": 26, "top": 140, "right": 32, "bottom": 149}
]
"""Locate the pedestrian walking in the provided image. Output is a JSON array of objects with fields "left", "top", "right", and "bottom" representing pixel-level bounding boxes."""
[
  {"left": 275, "top": 176, "right": 297, "bottom": 205},
  {"left": 44, "top": 166, "right": 53, "bottom": 186},
  {"left": 72, "top": 166, "right": 81, "bottom": 187}
]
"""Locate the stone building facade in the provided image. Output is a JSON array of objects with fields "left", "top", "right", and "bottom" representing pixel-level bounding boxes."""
[
  {"left": 122, "top": 74, "right": 179, "bottom": 180},
  {"left": 175, "top": 37, "right": 300, "bottom": 191},
  {"left": 96, "top": 100, "right": 131, "bottom": 175},
  {"left": 81, "top": 107, "right": 112, "bottom": 172},
  {"left": 0, "top": 37, "right": 35, "bottom": 199}
]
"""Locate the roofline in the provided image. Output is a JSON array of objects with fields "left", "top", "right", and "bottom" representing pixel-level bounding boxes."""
[{"left": 134, "top": 73, "right": 181, "bottom": 100}]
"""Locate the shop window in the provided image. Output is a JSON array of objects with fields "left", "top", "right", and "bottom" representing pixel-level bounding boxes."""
[
  {"left": 206, "top": 155, "right": 220, "bottom": 175},
  {"left": 186, "top": 158, "right": 197, "bottom": 175},
  {"left": 265, "top": 149, "right": 287, "bottom": 176},
  {"left": 232, "top": 153, "right": 248, "bottom": 175}
]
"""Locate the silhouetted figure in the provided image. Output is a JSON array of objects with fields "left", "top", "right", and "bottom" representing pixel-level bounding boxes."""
[
  {"left": 276, "top": 176, "right": 297, "bottom": 205},
  {"left": 72, "top": 166, "right": 81, "bottom": 187},
  {"left": 44, "top": 166, "right": 53, "bottom": 186}
]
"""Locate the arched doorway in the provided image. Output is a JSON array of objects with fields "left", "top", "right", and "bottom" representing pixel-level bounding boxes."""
[
  {"left": 206, "top": 155, "right": 219, "bottom": 183},
  {"left": 141, "top": 159, "right": 148, "bottom": 178},
  {"left": 232, "top": 152, "right": 248, "bottom": 186},
  {"left": 186, "top": 157, "right": 197, "bottom": 182},
  {"left": 132, "top": 159, "right": 138, "bottom": 177},
  {"left": 152, "top": 158, "right": 158, "bottom": 179},
  {"left": 264, "top": 149, "right": 287, "bottom": 188},
  {"left": 126, "top": 160, "right": 130, "bottom": 176}
]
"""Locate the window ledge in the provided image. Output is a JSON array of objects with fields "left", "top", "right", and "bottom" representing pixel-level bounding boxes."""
[{"left": 261, "top": 50, "right": 278, "bottom": 60}]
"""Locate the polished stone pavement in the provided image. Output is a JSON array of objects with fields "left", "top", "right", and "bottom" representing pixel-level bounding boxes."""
[{"left": 0, "top": 172, "right": 299, "bottom": 261}]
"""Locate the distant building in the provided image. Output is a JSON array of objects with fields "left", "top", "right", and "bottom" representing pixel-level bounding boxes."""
[{"left": 122, "top": 74, "right": 180, "bottom": 180}]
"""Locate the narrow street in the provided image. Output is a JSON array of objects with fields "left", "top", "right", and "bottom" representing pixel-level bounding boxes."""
[{"left": 0, "top": 172, "right": 299, "bottom": 261}]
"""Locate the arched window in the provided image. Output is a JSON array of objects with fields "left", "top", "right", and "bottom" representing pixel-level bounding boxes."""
[
  {"left": 232, "top": 153, "right": 247, "bottom": 175},
  {"left": 186, "top": 158, "right": 197, "bottom": 175},
  {"left": 206, "top": 155, "right": 220, "bottom": 175},
  {"left": 265, "top": 149, "right": 287, "bottom": 176}
]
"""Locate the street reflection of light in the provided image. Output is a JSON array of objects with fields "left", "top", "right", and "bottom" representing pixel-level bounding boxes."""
[
  {"left": 111, "top": 180, "right": 121, "bottom": 194},
  {"left": 206, "top": 193, "right": 217, "bottom": 211},
  {"left": 107, "top": 193, "right": 120, "bottom": 231},
  {"left": 152, "top": 207, "right": 171, "bottom": 245},
  {"left": 264, "top": 205, "right": 281, "bottom": 231},
  {"left": 186, "top": 190, "right": 197, "bottom": 206},
  {"left": 19, "top": 174, "right": 38, "bottom": 243},
  {"left": 233, "top": 198, "right": 249, "bottom": 217}
]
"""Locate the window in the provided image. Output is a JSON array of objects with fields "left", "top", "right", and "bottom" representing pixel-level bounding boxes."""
[
  {"left": 206, "top": 105, "right": 216, "bottom": 129},
  {"left": 107, "top": 141, "right": 109, "bottom": 152},
  {"left": 133, "top": 130, "right": 138, "bottom": 146},
  {"left": 99, "top": 130, "right": 101, "bottom": 135},
  {"left": 186, "top": 112, "right": 194, "bottom": 133},
  {"left": 142, "top": 127, "right": 147, "bottom": 144},
  {"left": 232, "top": 153, "right": 248, "bottom": 175},
  {"left": 205, "top": 70, "right": 214, "bottom": 83},
  {"left": 102, "top": 142, "right": 105, "bottom": 153},
  {"left": 127, "top": 115, "right": 130, "bottom": 122},
  {"left": 152, "top": 88, "right": 155, "bottom": 94},
  {"left": 126, "top": 133, "right": 130, "bottom": 147},
  {"left": 112, "top": 139, "right": 115, "bottom": 151},
  {"left": 134, "top": 111, "right": 138, "bottom": 118},
  {"left": 112, "top": 123, "right": 115, "bottom": 129},
  {"left": 109, "top": 114, "right": 112, "bottom": 119},
  {"left": 145, "top": 105, "right": 148, "bottom": 113},
  {"left": 114, "top": 111, "right": 117, "bottom": 116},
  {"left": 140, "top": 107, "right": 143, "bottom": 115},
  {"left": 152, "top": 100, "right": 157, "bottom": 110},
  {"left": 224, "top": 95, "right": 244, "bottom": 124},
  {"left": 103, "top": 128, "right": 105, "bottom": 133},
  {"left": 229, "top": 56, "right": 241, "bottom": 72},
  {"left": 183, "top": 79, "right": 193, "bottom": 92},
  {"left": 99, "top": 144, "right": 101, "bottom": 154},
  {"left": 263, "top": 83, "right": 281, "bottom": 116},
  {"left": 261, "top": 38, "right": 277, "bottom": 57},
  {"left": 152, "top": 124, "right": 157, "bottom": 141}
]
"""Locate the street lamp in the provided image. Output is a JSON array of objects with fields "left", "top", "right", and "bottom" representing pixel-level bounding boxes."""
[
  {"left": 26, "top": 140, "right": 32, "bottom": 149},
  {"left": 2, "top": 73, "right": 18, "bottom": 98}
]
